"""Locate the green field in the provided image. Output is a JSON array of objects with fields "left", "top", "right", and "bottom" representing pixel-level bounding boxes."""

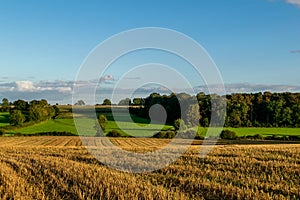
[
  {"left": 9, "top": 117, "right": 172, "bottom": 137},
  {"left": 10, "top": 118, "right": 300, "bottom": 137},
  {"left": 4, "top": 107, "right": 300, "bottom": 137},
  {"left": 0, "top": 112, "right": 10, "bottom": 127},
  {"left": 196, "top": 127, "right": 300, "bottom": 137},
  {"left": 227, "top": 127, "right": 300, "bottom": 136}
]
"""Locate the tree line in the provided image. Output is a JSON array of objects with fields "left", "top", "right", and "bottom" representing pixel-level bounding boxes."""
[
  {"left": 0, "top": 98, "right": 59, "bottom": 126},
  {"left": 128, "top": 91, "right": 300, "bottom": 128},
  {"left": 2, "top": 91, "right": 300, "bottom": 128}
]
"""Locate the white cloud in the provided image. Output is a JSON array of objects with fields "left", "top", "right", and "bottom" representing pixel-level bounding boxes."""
[
  {"left": 286, "top": 0, "right": 300, "bottom": 7},
  {"left": 16, "top": 81, "right": 36, "bottom": 92},
  {"left": 57, "top": 87, "right": 72, "bottom": 93},
  {"left": 12, "top": 80, "right": 72, "bottom": 93}
]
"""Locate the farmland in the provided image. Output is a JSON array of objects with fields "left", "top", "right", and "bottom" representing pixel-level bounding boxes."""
[
  {"left": 197, "top": 127, "right": 300, "bottom": 137},
  {"left": 0, "top": 112, "right": 9, "bottom": 127},
  {"left": 7, "top": 117, "right": 300, "bottom": 137},
  {"left": 2, "top": 104, "right": 300, "bottom": 137},
  {"left": 0, "top": 136, "right": 299, "bottom": 199},
  {"left": 7, "top": 117, "right": 172, "bottom": 137}
]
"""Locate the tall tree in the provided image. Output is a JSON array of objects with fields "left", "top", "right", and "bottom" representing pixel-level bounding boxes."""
[
  {"left": 102, "top": 99, "right": 111, "bottom": 105},
  {"left": 1, "top": 98, "right": 9, "bottom": 112},
  {"left": 94, "top": 114, "right": 108, "bottom": 136},
  {"left": 118, "top": 98, "right": 131, "bottom": 106},
  {"left": 9, "top": 110, "right": 25, "bottom": 126},
  {"left": 75, "top": 100, "right": 85, "bottom": 106},
  {"left": 184, "top": 103, "right": 200, "bottom": 127}
]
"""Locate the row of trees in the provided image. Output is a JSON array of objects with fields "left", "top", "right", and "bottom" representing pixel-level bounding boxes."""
[
  {"left": 1, "top": 99, "right": 59, "bottom": 126},
  {"left": 224, "top": 92, "right": 300, "bottom": 127},
  {"left": 98, "top": 98, "right": 144, "bottom": 106},
  {"left": 129, "top": 92, "right": 300, "bottom": 128}
]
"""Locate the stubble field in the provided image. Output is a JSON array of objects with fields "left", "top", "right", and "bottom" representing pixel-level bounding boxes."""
[{"left": 0, "top": 136, "right": 299, "bottom": 199}]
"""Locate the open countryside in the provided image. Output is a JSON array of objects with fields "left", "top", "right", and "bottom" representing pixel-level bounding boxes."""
[
  {"left": 3, "top": 112, "right": 300, "bottom": 137},
  {"left": 0, "top": 91, "right": 300, "bottom": 199},
  {"left": 1, "top": 1, "right": 300, "bottom": 199}
]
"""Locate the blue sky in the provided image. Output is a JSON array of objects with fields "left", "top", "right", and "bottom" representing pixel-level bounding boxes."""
[{"left": 0, "top": 0, "right": 300, "bottom": 103}]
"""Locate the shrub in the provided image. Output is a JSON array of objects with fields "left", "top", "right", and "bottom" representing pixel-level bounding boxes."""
[
  {"left": 166, "top": 131, "right": 176, "bottom": 138},
  {"left": 220, "top": 130, "right": 237, "bottom": 140},
  {"left": 282, "top": 135, "right": 288, "bottom": 140},
  {"left": 36, "top": 131, "right": 76, "bottom": 136},
  {"left": 253, "top": 134, "right": 264, "bottom": 140},
  {"left": 152, "top": 131, "right": 176, "bottom": 139},
  {"left": 152, "top": 131, "right": 166, "bottom": 138},
  {"left": 168, "top": 127, "right": 176, "bottom": 131},
  {"left": 0, "top": 129, "right": 5, "bottom": 136},
  {"left": 195, "top": 135, "right": 205, "bottom": 140},
  {"left": 288, "top": 135, "right": 300, "bottom": 141},
  {"left": 174, "top": 118, "right": 187, "bottom": 131},
  {"left": 106, "top": 130, "right": 122, "bottom": 137},
  {"left": 272, "top": 135, "right": 280, "bottom": 140},
  {"left": 14, "top": 132, "right": 23, "bottom": 137},
  {"left": 177, "top": 129, "right": 197, "bottom": 139}
]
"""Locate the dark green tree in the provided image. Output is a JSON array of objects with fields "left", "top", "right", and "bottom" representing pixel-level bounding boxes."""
[
  {"left": 118, "top": 98, "right": 131, "bottom": 106},
  {"left": 174, "top": 118, "right": 187, "bottom": 131},
  {"left": 184, "top": 103, "right": 200, "bottom": 127},
  {"left": 9, "top": 110, "right": 25, "bottom": 126},
  {"left": 95, "top": 114, "right": 108, "bottom": 136},
  {"left": 13, "top": 100, "right": 29, "bottom": 111},
  {"left": 1, "top": 98, "right": 9, "bottom": 112},
  {"left": 102, "top": 99, "right": 111, "bottom": 105},
  {"left": 29, "top": 100, "right": 55, "bottom": 122},
  {"left": 75, "top": 100, "right": 85, "bottom": 106}
]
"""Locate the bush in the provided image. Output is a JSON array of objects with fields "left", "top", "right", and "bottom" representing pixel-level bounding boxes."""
[
  {"left": 12, "top": 131, "right": 76, "bottom": 137},
  {"left": 174, "top": 118, "right": 187, "bottom": 131},
  {"left": 177, "top": 129, "right": 197, "bottom": 139},
  {"left": 106, "top": 130, "right": 122, "bottom": 137},
  {"left": 220, "top": 130, "right": 237, "bottom": 140},
  {"left": 253, "top": 134, "right": 264, "bottom": 140},
  {"left": 195, "top": 135, "right": 205, "bottom": 140},
  {"left": 0, "top": 129, "right": 5, "bottom": 136},
  {"left": 271, "top": 135, "right": 280, "bottom": 140},
  {"left": 168, "top": 127, "right": 176, "bottom": 131},
  {"left": 166, "top": 131, "right": 176, "bottom": 138},
  {"left": 289, "top": 135, "right": 300, "bottom": 141},
  {"left": 36, "top": 131, "right": 76, "bottom": 136},
  {"left": 152, "top": 131, "right": 176, "bottom": 139},
  {"left": 14, "top": 133, "right": 23, "bottom": 137},
  {"left": 153, "top": 131, "right": 166, "bottom": 138}
]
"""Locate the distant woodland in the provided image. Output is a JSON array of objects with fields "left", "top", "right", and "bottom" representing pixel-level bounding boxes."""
[
  {"left": 129, "top": 92, "right": 300, "bottom": 128},
  {"left": 1, "top": 91, "right": 300, "bottom": 128}
]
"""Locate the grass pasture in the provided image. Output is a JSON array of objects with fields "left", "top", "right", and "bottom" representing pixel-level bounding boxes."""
[
  {"left": 9, "top": 117, "right": 172, "bottom": 137},
  {"left": 0, "top": 112, "right": 9, "bottom": 127},
  {"left": 196, "top": 127, "right": 300, "bottom": 137},
  {"left": 0, "top": 136, "right": 299, "bottom": 199},
  {"left": 9, "top": 118, "right": 92, "bottom": 135},
  {"left": 4, "top": 106, "right": 300, "bottom": 137},
  {"left": 228, "top": 127, "right": 300, "bottom": 137},
  {"left": 8, "top": 118, "right": 300, "bottom": 137}
]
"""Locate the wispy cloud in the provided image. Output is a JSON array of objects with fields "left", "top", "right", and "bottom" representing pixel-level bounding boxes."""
[
  {"left": 290, "top": 50, "right": 300, "bottom": 53},
  {"left": 286, "top": 0, "right": 300, "bottom": 7},
  {"left": 195, "top": 83, "right": 300, "bottom": 94}
]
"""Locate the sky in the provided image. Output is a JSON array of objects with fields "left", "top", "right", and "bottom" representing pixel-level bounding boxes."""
[{"left": 0, "top": 0, "right": 300, "bottom": 104}]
